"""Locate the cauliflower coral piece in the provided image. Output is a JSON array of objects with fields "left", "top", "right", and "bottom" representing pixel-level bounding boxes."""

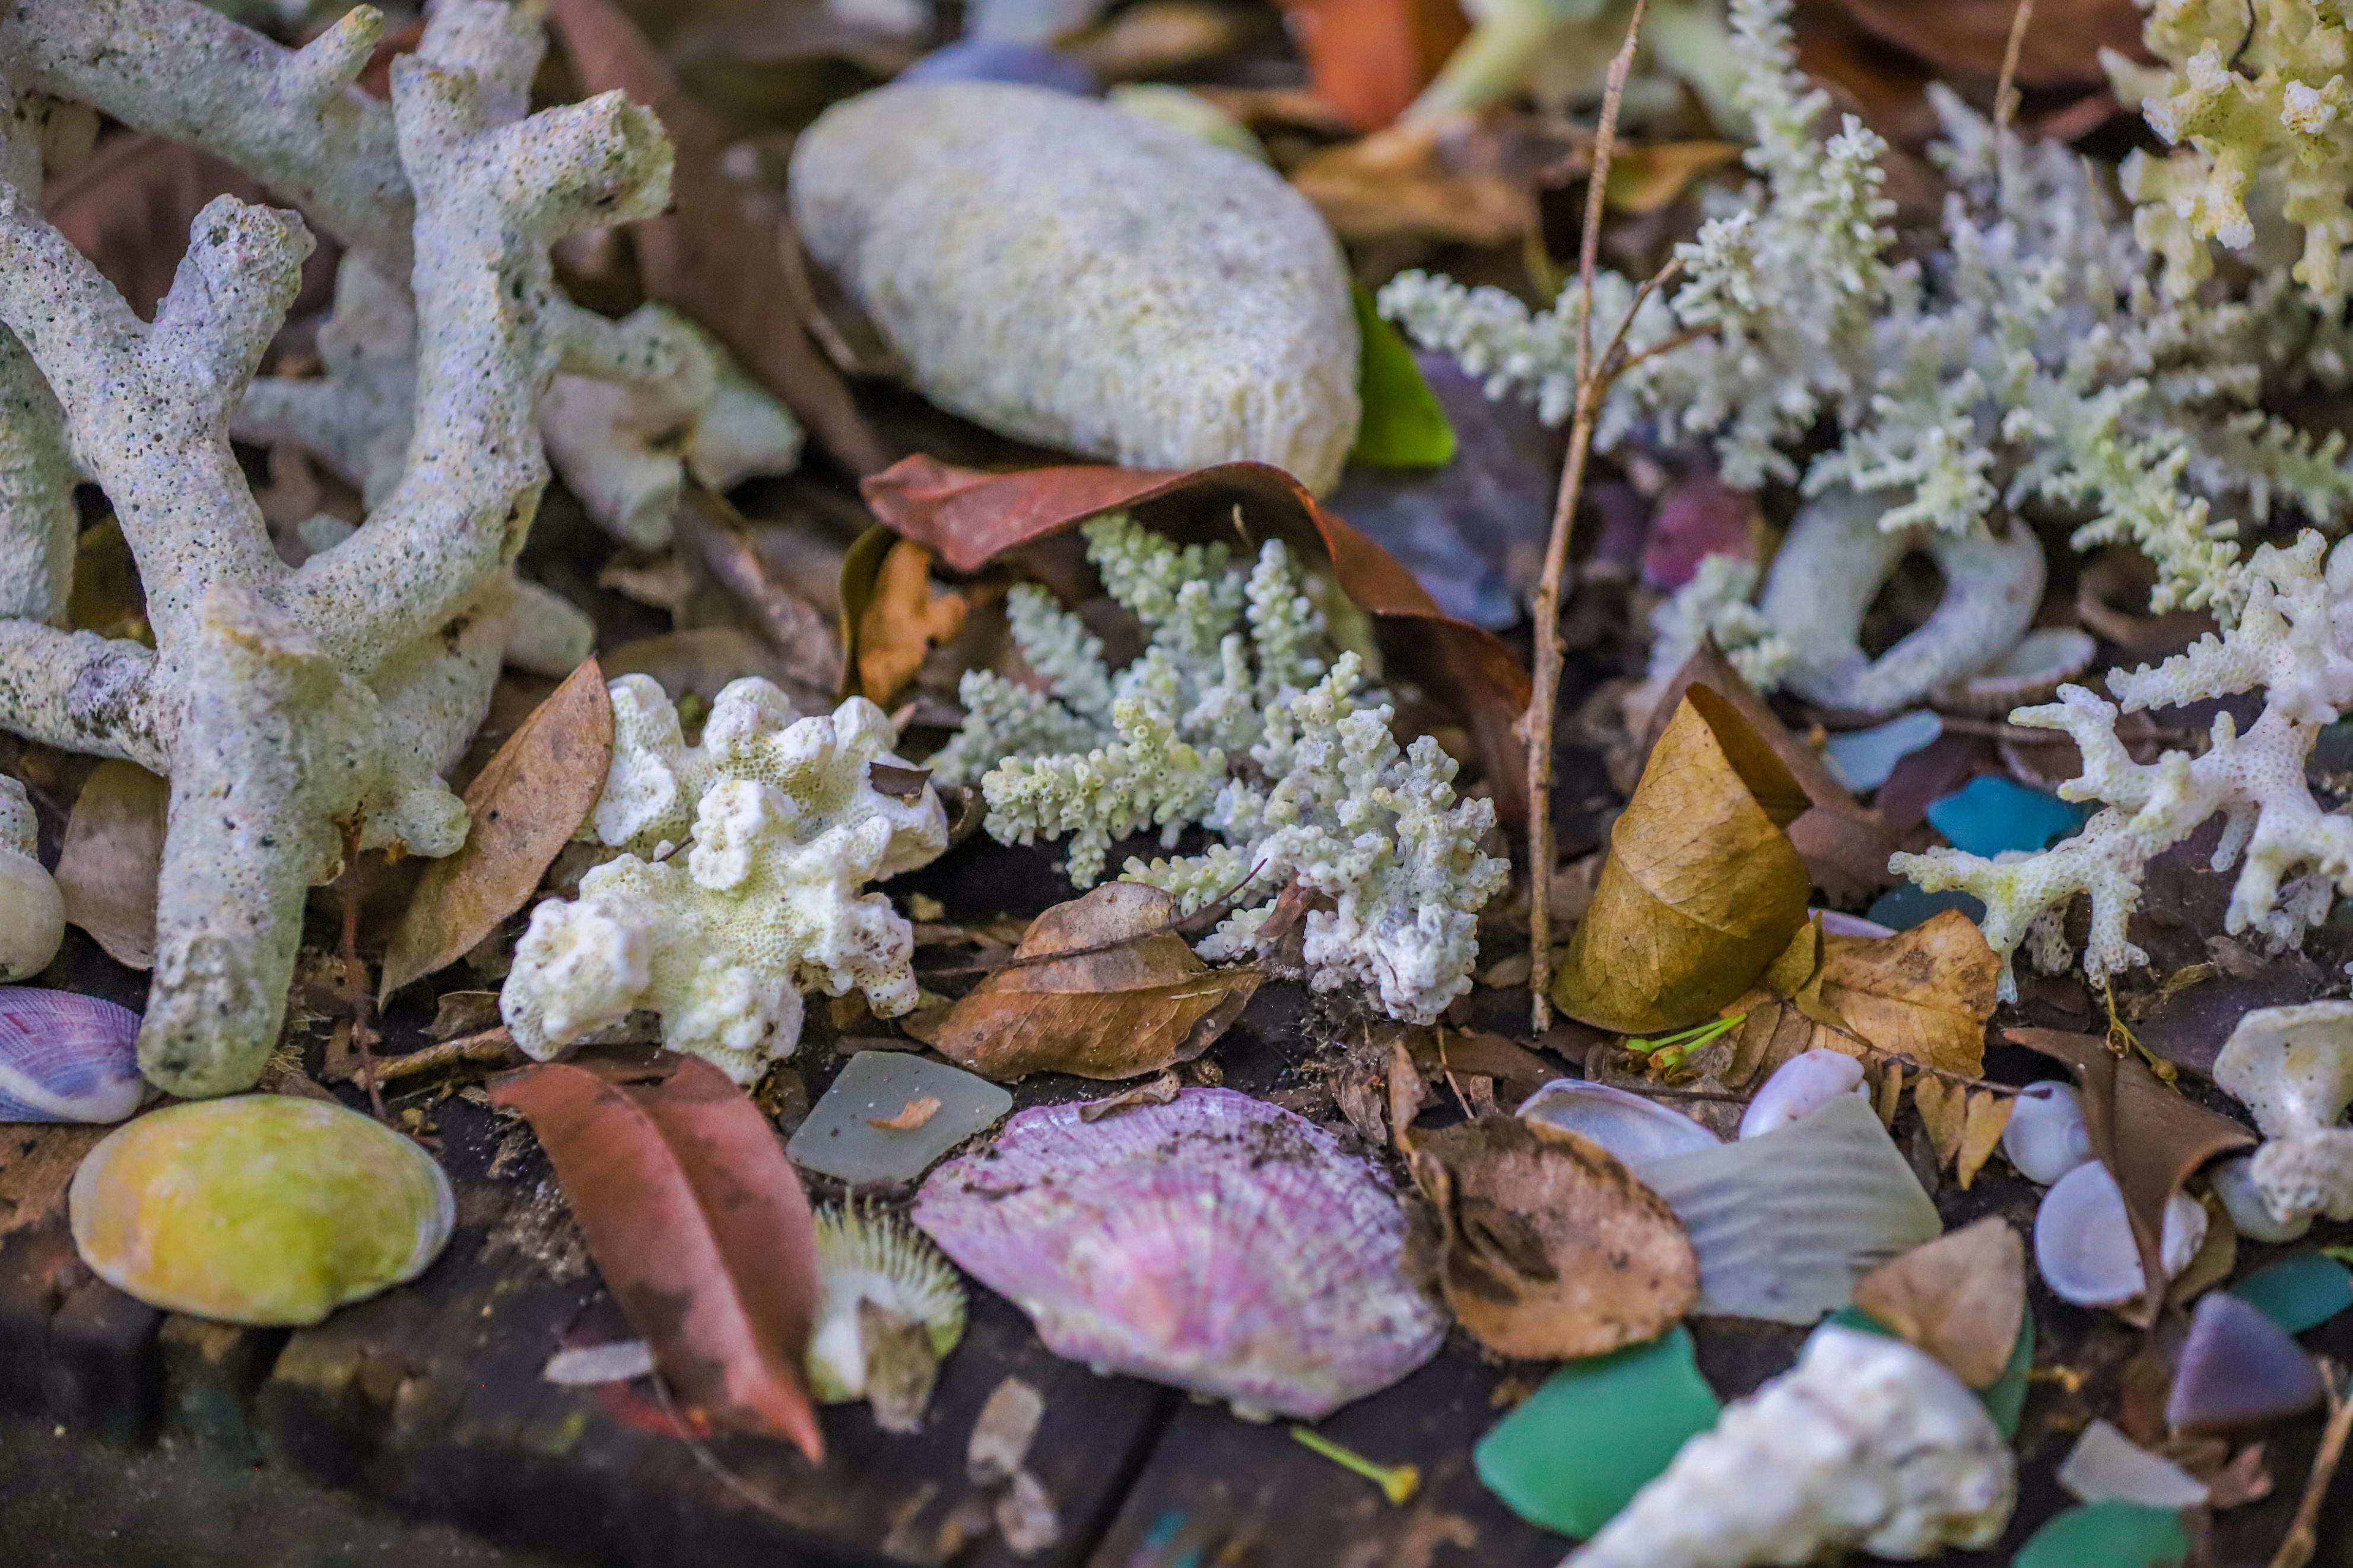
[{"left": 501, "top": 676, "right": 948, "bottom": 1083}]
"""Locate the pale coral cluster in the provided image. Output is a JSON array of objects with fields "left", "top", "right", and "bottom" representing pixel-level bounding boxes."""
[
  {"left": 501, "top": 676, "right": 948, "bottom": 1084},
  {"left": 2104, "top": 0, "right": 2353, "bottom": 300},
  {"left": 1383, "top": 0, "right": 2353, "bottom": 709},
  {"left": 1895, "top": 533, "right": 2353, "bottom": 999},
  {"left": 938, "top": 513, "right": 1507, "bottom": 1024}
]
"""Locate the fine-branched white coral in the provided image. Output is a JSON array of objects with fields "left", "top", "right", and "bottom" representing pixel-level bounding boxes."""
[
  {"left": 0, "top": 0, "right": 682, "bottom": 1095},
  {"left": 935, "top": 514, "right": 1508, "bottom": 1024},
  {"left": 2104, "top": 0, "right": 2353, "bottom": 300},
  {"left": 1894, "top": 533, "right": 2353, "bottom": 1000},
  {"left": 500, "top": 675, "right": 948, "bottom": 1084},
  {"left": 1382, "top": 0, "right": 2353, "bottom": 676}
]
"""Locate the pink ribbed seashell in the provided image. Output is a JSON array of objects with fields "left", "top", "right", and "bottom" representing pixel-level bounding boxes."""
[
  {"left": 0, "top": 987, "right": 143, "bottom": 1123},
  {"left": 913, "top": 1087, "right": 1445, "bottom": 1420}
]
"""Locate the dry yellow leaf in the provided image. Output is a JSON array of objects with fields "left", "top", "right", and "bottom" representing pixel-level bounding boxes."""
[
  {"left": 1721, "top": 909, "right": 1999, "bottom": 1089},
  {"left": 1876, "top": 1061, "right": 1904, "bottom": 1127},
  {"left": 1914, "top": 1076, "right": 1968, "bottom": 1169},
  {"left": 1554, "top": 687, "right": 1812, "bottom": 1035},
  {"left": 855, "top": 539, "right": 967, "bottom": 705},
  {"left": 1955, "top": 1091, "right": 2015, "bottom": 1189}
]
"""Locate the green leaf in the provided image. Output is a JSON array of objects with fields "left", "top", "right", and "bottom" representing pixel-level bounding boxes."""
[
  {"left": 1474, "top": 1325, "right": 1719, "bottom": 1538},
  {"left": 1349, "top": 282, "right": 1456, "bottom": 469}
]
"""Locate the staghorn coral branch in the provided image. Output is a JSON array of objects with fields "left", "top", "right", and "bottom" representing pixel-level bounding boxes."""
[
  {"left": 0, "top": 181, "right": 300, "bottom": 662},
  {"left": 0, "top": 0, "right": 411, "bottom": 268},
  {"left": 281, "top": 71, "right": 671, "bottom": 673},
  {"left": 0, "top": 622, "right": 167, "bottom": 769},
  {"left": 0, "top": 333, "right": 74, "bottom": 624}
]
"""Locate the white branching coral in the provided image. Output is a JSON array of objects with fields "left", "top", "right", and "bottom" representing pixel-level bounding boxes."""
[
  {"left": 1383, "top": 0, "right": 2353, "bottom": 657},
  {"left": 935, "top": 513, "right": 1506, "bottom": 1023},
  {"left": 500, "top": 675, "right": 948, "bottom": 1084},
  {"left": 2104, "top": 0, "right": 2353, "bottom": 300},
  {"left": 1566, "top": 1326, "right": 2014, "bottom": 1568},
  {"left": 1894, "top": 533, "right": 2353, "bottom": 1000},
  {"left": 0, "top": 0, "right": 674, "bottom": 1095},
  {"left": 1638, "top": 554, "right": 1793, "bottom": 699}
]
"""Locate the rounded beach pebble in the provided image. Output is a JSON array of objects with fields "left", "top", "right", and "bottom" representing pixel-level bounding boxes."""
[{"left": 790, "top": 81, "right": 1361, "bottom": 492}]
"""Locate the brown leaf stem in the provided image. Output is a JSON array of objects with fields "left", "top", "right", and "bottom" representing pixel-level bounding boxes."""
[
  {"left": 373, "top": 1026, "right": 522, "bottom": 1084},
  {"left": 2269, "top": 1362, "right": 2351, "bottom": 1568}
]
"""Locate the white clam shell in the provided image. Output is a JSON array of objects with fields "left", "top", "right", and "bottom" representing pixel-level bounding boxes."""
[
  {"left": 2000, "top": 1081, "right": 2094, "bottom": 1185},
  {"left": 1517, "top": 1079, "right": 1721, "bottom": 1164},
  {"left": 2213, "top": 1001, "right": 2353, "bottom": 1139},
  {"left": 2206, "top": 1153, "right": 2313, "bottom": 1243},
  {"left": 2032, "top": 1161, "right": 2206, "bottom": 1308},
  {"left": 1739, "top": 1049, "right": 1869, "bottom": 1141}
]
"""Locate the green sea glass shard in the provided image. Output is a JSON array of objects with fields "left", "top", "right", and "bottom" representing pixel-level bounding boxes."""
[
  {"left": 2012, "top": 1502, "right": 2190, "bottom": 1568},
  {"left": 2231, "top": 1254, "right": 2353, "bottom": 1335},
  {"left": 1473, "top": 1325, "right": 1719, "bottom": 1539}
]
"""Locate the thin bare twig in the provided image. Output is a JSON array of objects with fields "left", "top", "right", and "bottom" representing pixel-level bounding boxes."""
[
  {"left": 648, "top": 1373, "right": 805, "bottom": 1529},
  {"left": 336, "top": 829, "right": 386, "bottom": 1123},
  {"left": 373, "top": 1026, "right": 522, "bottom": 1084},
  {"left": 2269, "top": 1362, "right": 2352, "bottom": 1568},
  {"left": 1526, "top": 0, "right": 1655, "bottom": 1032},
  {"left": 1993, "top": 0, "right": 2038, "bottom": 138}
]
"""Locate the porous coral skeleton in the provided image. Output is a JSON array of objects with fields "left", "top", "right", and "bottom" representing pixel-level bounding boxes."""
[
  {"left": 0, "top": 0, "right": 679, "bottom": 1095},
  {"left": 1381, "top": 0, "right": 2353, "bottom": 701},
  {"left": 1894, "top": 532, "right": 2353, "bottom": 1000},
  {"left": 2104, "top": 0, "right": 2353, "bottom": 301},
  {"left": 936, "top": 513, "right": 1508, "bottom": 1025},
  {"left": 500, "top": 675, "right": 947, "bottom": 1084}
]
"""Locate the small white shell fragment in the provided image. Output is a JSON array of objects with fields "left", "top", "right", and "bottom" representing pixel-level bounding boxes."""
[
  {"left": 2000, "top": 1080, "right": 2095, "bottom": 1185},
  {"left": 2212, "top": 1001, "right": 2353, "bottom": 1227},
  {"left": 1565, "top": 1325, "right": 2015, "bottom": 1568},
  {"left": 1737, "top": 1049, "right": 1868, "bottom": 1140},
  {"left": 790, "top": 81, "right": 1361, "bottom": 493},
  {"left": 541, "top": 1339, "right": 656, "bottom": 1386},
  {"left": 2031, "top": 1160, "right": 2206, "bottom": 1309},
  {"left": 1517, "top": 1078, "right": 1721, "bottom": 1164},
  {"left": 2055, "top": 1419, "right": 2210, "bottom": 1509},
  {"left": 2207, "top": 1153, "right": 2312, "bottom": 1243}
]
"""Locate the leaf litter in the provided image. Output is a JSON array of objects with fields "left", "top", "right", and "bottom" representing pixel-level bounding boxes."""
[{"left": 13, "top": 0, "right": 2353, "bottom": 1562}]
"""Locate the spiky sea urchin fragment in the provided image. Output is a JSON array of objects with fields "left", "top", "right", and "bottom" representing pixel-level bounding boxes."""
[{"left": 808, "top": 1203, "right": 968, "bottom": 1433}]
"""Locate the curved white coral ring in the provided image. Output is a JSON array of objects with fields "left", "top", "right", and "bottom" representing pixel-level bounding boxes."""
[{"left": 1758, "top": 487, "right": 2044, "bottom": 715}]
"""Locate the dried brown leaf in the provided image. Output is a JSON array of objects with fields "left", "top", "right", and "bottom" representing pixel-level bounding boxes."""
[
  {"left": 603, "top": 627, "right": 792, "bottom": 705},
  {"left": 1554, "top": 687, "right": 1812, "bottom": 1034},
  {"left": 1641, "top": 645, "right": 1900, "bottom": 901},
  {"left": 1724, "top": 909, "right": 1998, "bottom": 1089},
  {"left": 1605, "top": 141, "right": 1742, "bottom": 213},
  {"left": 1913, "top": 1075, "right": 1968, "bottom": 1169},
  {"left": 545, "top": 0, "right": 888, "bottom": 476},
  {"left": 869, "top": 1095, "right": 943, "bottom": 1131},
  {"left": 1955, "top": 1090, "right": 2013, "bottom": 1189},
  {"left": 1275, "top": 0, "right": 1468, "bottom": 131},
  {"left": 382, "top": 660, "right": 614, "bottom": 1000},
  {"left": 924, "top": 883, "right": 1260, "bottom": 1082},
  {"left": 2008, "top": 1027, "right": 2256, "bottom": 1324},
  {"left": 1852, "top": 1217, "right": 2025, "bottom": 1389},
  {"left": 853, "top": 540, "right": 967, "bottom": 705},
  {"left": 1290, "top": 119, "right": 1537, "bottom": 246},
  {"left": 1828, "top": 0, "right": 2145, "bottom": 88},
  {"left": 53, "top": 758, "right": 167, "bottom": 970},
  {"left": 490, "top": 1047, "right": 824, "bottom": 1456},
  {"left": 1408, "top": 1115, "right": 1697, "bottom": 1360}
]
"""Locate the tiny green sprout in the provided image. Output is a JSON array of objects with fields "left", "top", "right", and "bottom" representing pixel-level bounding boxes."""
[
  {"left": 1289, "top": 1426, "right": 1420, "bottom": 1505},
  {"left": 1623, "top": 1012, "right": 1747, "bottom": 1074}
]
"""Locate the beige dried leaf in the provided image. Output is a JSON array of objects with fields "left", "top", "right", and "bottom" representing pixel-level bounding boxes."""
[
  {"left": 53, "top": 759, "right": 167, "bottom": 970},
  {"left": 1851, "top": 1217, "right": 2025, "bottom": 1389}
]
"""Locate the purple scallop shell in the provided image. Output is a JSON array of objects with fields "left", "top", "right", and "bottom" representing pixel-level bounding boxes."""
[
  {"left": 913, "top": 1087, "right": 1445, "bottom": 1420},
  {"left": 0, "top": 988, "right": 144, "bottom": 1124}
]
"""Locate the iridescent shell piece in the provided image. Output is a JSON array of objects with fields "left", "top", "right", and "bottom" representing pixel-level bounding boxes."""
[
  {"left": 0, "top": 987, "right": 144, "bottom": 1124},
  {"left": 70, "top": 1096, "right": 455, "bottom": 1325},
  {"left": 913, "top": 1087, "right": 1444, "bottom": 1419}
]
